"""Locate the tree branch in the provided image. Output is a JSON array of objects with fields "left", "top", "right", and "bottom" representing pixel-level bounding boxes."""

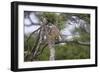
[
  {"left": 24, "top": 23, "right": 41, "bottom": 27},
  {"left": 55, "top": 40, "right": 90, "bottom": 46},
  {"left": 26, "top": 27, "right": 41, "bottom": 42},
  {"left": 77, "top": 41, "right": 90, "bottom": 46},
  {"left": 35, "top": 44, "right": 48, "bottom": 57}
]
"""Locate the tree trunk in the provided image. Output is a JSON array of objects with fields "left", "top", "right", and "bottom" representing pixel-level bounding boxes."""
[
  {"left": 48, "top": 44, "right": 55, "bottom": 60},
  {"left": 44, "top": 24, "right": 56, "bottom": 60}
]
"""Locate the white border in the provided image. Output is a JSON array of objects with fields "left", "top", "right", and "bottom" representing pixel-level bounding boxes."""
[{"left": 18, "top": 5, "right": 96, "bottom": 68}]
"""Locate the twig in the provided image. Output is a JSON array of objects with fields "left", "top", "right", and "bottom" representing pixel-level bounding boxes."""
[{"left": 26, "top": 27, "right": 41, "bottom": 42}]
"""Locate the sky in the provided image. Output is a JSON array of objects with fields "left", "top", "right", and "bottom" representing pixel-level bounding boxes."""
[{"left": 24, "top": 12, "right": 40, "bottom": 34}]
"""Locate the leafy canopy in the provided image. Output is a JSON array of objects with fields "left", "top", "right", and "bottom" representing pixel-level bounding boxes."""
[{"left": 40, "top": 12, "right": 66, "bottom": 30}]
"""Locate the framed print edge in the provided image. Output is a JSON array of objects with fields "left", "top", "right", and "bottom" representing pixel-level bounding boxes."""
[
  {"left": 95, "top": 7, "right": 98, "bottom": 67},
  {"left": 11, "top": 2, "right": 18, "bottom": 71},
  {"left": 11, "top": 1, "right": 98, "bottom": 72}
]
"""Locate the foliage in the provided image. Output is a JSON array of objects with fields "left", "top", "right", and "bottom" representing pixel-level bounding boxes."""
[
  {"left": 24, "top": 35, "right": 90, "bottom": 61},
  {"left": 40, "top": 12, "right": 66, "bottom": 30},
  {"left": 55, "top": 44, "right": 90, "bottom": 60},
  {"left": 63, "top": 13, "right": 90, "bottom": 24}
]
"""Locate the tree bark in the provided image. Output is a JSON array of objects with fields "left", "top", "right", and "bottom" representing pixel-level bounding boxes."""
[
  {"left": 55, "top": 40, "right": 90, "bottom": 46},
  {"left": 48, "top": 44, "right": 55, "bottom": 60},
  {"left": 44, "top": 24, "right": 56, "bottom": 60}
]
